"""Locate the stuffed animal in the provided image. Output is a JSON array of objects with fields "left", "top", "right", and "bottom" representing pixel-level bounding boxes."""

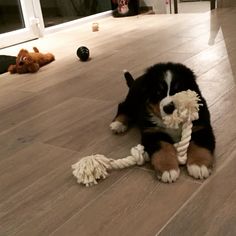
[
  {"left": 8, "top": 47, "right": 55, "bottom": 74},
  {"left": 111, "top": 0, "right": 139, "bottom": 17}
]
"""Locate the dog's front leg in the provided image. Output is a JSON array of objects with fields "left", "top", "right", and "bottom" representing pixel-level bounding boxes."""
[
  {"left": 151, "top": 142, "right": 180, "bottom": 183},
  {"left": 142, "top": 132, "right": 180, "bottom": 183},
  {"left": 186, "top": 127, "right": 215, "bottom": 179}
]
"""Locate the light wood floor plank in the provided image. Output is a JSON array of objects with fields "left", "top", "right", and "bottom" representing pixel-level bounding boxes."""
[
  {"left": 197, "top": 58, "right": 235, "bottom": 106},
  {"left": 0, "top": 143, "right": 130, "bottom": 236},
  {"left": 0, "top": 142, "right": 75, "bottom": 205},
  {"left": 49, "top": 168, "right": 200, "bottom": 236},
  {"left": 0, "top": 97, "right": 139, "bottom": 155},
  {"left": 209, "top": 88, "right": 236, "bottom": 168},
  {"left": 0, "top": 89, "right": 34, "bottom": 112}
]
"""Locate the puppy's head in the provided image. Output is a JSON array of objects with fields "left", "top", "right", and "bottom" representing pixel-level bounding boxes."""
[{"left": 145, "top": 63, "right": 199, "bottom": 119}]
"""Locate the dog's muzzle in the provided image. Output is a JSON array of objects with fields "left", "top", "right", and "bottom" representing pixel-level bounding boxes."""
[
  {"left": 163, "top": 102, "right": 175, "bottom": 114},
  {"left": 160, "top": 96, "right": 176, "bottom": 117}
]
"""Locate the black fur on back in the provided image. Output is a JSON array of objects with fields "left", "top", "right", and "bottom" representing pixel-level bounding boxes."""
[{"left": 117, "top": 62, "right": 215, "bottom": 156}]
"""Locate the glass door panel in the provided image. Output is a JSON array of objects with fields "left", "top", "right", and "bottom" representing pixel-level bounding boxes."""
[
  {"left": 0, "top": 0, "right": 25, "bottom": 34},
  {"left": 0, "top": 0, "right": 41, "bottom": 49},
  {"left": 40, "top": 0, "right": 111, "bottom": 27},
  {"left": 0, "top": 0, "right": 112, "bottom": 49}
]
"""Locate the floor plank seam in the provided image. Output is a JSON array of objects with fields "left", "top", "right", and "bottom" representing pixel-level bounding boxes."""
[
  {"left": 0, "top": 97, "right": 90, "bottom": 136},
  {"left": 0, "top": 152, "right": 77, "bottom": 214},
  {"left": 155, "top": 147, "right": 236, "bottom": 235},
  {"left": 209, "top": 85, "right": 235, "bottom": 111},
  {"left": 48, "top": 169, "right": 133, "bottom": 236},
  {"left": 40, "top": 141, "right": 81, "bottom": 155}
]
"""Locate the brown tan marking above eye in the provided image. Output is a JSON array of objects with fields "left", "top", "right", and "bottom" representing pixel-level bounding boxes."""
[{"left": 148, "top": 103, "right": 161, "bottom": 118}]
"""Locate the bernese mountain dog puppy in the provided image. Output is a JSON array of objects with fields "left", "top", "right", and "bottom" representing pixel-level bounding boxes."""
[{"left": 110, "top": 62, "right": 215, "bottom": 183}]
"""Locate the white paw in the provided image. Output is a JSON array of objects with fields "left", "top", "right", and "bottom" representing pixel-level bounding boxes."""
[
  {"left": 110, "top": 121, "right": 127, "bottom": 134},
  {"left": 159, "top": 169, "right": 180, "bottom": 183},
  {"left": 187, "top": 164, "right": 211, "bottom": 179}
]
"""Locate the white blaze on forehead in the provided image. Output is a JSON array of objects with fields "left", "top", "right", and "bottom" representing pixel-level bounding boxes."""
[
  {"left": 160, "top": 70, "right": 173, "bottom": 117},
  {"left": 165, "top": 70, "right": 172, "bottom": 96}
]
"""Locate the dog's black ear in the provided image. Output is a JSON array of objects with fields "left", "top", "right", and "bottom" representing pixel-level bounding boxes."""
[{"left": 123, "top": 70, "right": 134, "bottom": 88}]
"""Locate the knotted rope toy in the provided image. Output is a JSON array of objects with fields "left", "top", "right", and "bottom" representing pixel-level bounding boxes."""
[
  {"left": 162, "top": 90, "right": 201, "bottom": 164},
  {"left": 72, "top": 90, "right": 201, "bottom": 186},
  {"left": 72, "top": 144, "right": 149, "bottom": 187}
]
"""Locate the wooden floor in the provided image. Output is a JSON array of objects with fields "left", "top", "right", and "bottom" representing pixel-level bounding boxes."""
[{"left": 0, "top": 7, "right": 236, "bottom": 236}]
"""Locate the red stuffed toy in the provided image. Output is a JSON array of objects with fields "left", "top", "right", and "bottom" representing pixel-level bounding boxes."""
[{"left": 8, "top": 47, "right": 55, "bottom": 74}]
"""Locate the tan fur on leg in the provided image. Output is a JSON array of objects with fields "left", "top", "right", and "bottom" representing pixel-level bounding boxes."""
[
  {"left": 110, "top": 114, "right": 129, "bottom": 134},
  {"left": 187, "top": 142, "right": 214, "bottom": 179},
  {"left": 114, "top": 114, "right": 129, "bottom": 126},
  {"left": 187, "top": 142, "right": 214, "bottom": 167},
  {"left": 151, "top": 142, "right": 180, "bottom": 183}
]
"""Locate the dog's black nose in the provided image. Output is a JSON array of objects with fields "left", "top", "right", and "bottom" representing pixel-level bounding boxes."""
[{"left": 163, "top": 102, "right": 175, "bottom": 114}]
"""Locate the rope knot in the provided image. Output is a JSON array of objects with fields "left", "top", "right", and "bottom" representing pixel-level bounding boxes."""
[{"left": 130, "top": 144, "right": 149, "bottom": 165}]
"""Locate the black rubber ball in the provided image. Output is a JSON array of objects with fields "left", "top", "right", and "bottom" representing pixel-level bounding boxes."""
[{"left": 77, "top": 46, "right": 90, "bottom": 61}]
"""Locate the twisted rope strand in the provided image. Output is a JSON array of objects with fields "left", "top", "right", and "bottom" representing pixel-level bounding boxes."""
[{"left": 174, "top": 122, "right": 193, "bottom": 164}]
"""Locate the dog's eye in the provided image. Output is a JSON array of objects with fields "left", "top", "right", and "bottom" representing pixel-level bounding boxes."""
[
  {"left": 149, "top": 91, "right": 162, "bottom": 104},
  {"left": 23, "top": 57, "right": 27, "bottom": 61},
  {"left": 172, "top": 83, "right": 178, "bottom": 90},
  {"left": 170, "top": 83, "right": 180, "bottom": 94}
]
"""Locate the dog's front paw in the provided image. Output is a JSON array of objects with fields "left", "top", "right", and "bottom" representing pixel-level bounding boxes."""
[
  {"left": 187, "top": 164, "right": 211, "bottom": 179},
  {"left": 110, "top": 121, "right": 127, "bottom": 134},
  {"left": 158, "top": 169, "right": 180, "bottom": 183}
]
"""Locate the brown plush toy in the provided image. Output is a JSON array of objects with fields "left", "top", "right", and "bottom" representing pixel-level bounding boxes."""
[{"left": 8, "top": 47, "right": 55, "bottom": 74}]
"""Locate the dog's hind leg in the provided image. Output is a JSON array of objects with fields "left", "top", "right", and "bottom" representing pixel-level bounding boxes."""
[
  {"left": 110, "top": 70, "right": 141, "bottom": 134},
  {"left": 110, "top": 102, "right": 130, "bottom": 134}
]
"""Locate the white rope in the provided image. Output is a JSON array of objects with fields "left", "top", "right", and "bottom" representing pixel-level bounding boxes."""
[
  {"left": 162, "top": 90, "right": 201, "bottom": 165},
  {"left": 72, "top": 144, "right": 149, "bottom": 187},
  {"left": 174, "top": 121, "right": 193, "bottom": 164},
  {"left": 72, "top": 90, "right": 201, "bottom": 186}
]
